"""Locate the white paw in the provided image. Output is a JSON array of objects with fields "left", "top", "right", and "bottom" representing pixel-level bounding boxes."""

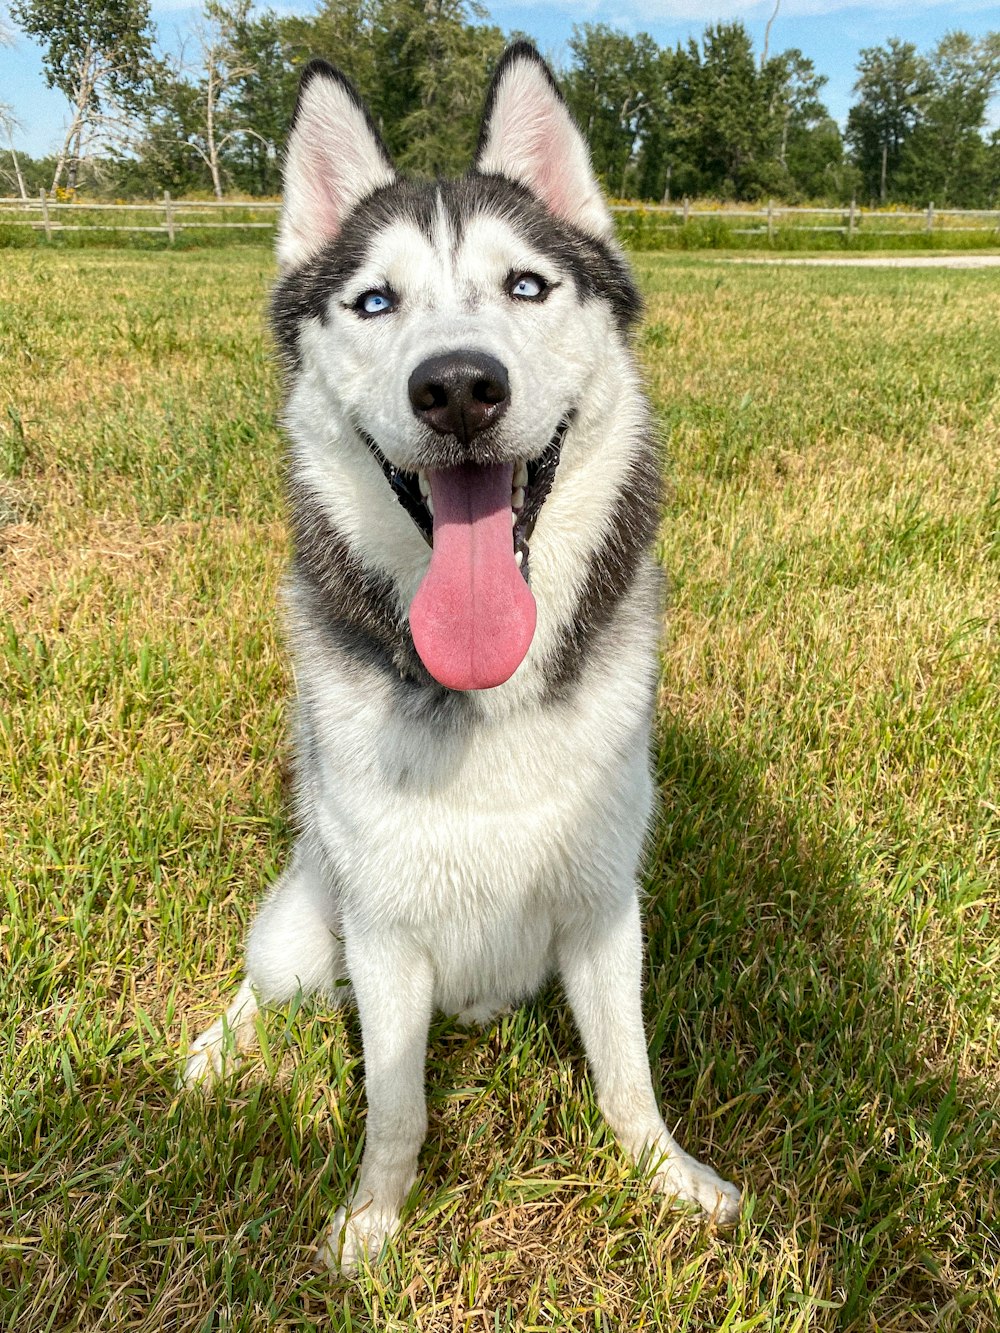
[
  {"left": 176, "top": 1022, "right": 240, "bottom": 1091},
  {"left": 652, "top": 1150, "right": 741, "bottom": 1226},
  {"left": 316, "top": 1200, "right": 400, "bottom": 1274},
  {"left": 177, "top": 983, "right": 259, "bottom": 1092}
]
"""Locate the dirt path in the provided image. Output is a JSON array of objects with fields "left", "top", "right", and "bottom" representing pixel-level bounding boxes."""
[{"left": 726, "top": 254, "right": 1000, "bottom": 269}]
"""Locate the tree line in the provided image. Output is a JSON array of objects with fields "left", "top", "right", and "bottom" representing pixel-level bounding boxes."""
[{"left": 3, "top": 0, "right": 1000, "bottom": 206}]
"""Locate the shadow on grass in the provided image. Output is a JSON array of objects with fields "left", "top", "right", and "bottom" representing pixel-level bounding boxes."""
[{"left": 639, "top": 715, "right": 997, "bottom": 1327}]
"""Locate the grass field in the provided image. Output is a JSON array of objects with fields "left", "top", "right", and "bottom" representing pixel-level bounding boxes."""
[{"left": 2, "top": 247, "right": 999, "bottom": 1331}]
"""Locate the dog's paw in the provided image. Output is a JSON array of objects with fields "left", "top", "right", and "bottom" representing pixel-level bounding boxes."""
[
  {"left": 316, "top": 1201, "right": 400, "bottom": 1274},
  {"left": 178, "top": 1043, "right": 225, "bottom": 1091},
  {"left": 652, "top": 1150, "right": 741, "bottom": 1226},
  {"left": 176, "top": 1021, "right": 241, "bottom": 1091}
]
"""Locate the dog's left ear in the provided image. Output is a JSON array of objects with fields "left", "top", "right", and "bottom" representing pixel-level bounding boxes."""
[
  {"left": 277, "top": 60, "right": 397, "bottom": 271},
  {"left": 475, "top": 42, "right": 613, "bottom": 241}
]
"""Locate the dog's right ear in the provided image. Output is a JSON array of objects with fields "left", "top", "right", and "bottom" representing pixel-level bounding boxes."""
[{"left": 277, "top": 60, "right": 396, "bottom": 271}]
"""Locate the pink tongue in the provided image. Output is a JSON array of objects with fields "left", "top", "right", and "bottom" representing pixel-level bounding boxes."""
[{"left": 409, "top": 462, "right": 536, "bottom": 691}]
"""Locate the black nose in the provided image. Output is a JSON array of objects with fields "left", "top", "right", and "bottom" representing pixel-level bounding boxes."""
[{"left": 408, "top": 351, "right": 510, "bottom": 442}]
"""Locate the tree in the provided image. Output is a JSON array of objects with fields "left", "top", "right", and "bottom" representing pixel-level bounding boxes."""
[
  {"left": 0, "top": 7, "right": 28, "bottom": 198},
  {"left": 898, "top": 30, "right": 1000, "bottom": 205},
  {"left": 771, "top": 49, "right": 842, "bottom": 199},
  {"left": 669, "top": 23, "right": 781, "bottom": 199},
  {"left": 987, "top": 129, "right": 1000, "bottom": 207},
  {"left": 281, "top": 0, "right": 505, "bottom": 178},
  {"left": 178, "top": 0, "right": 273, "bottom": 199},
  {"left": 10, "top": 0, "right": 154, "bottom": 191},
  {"left": 846, "top": 39, "right": 928, "bottom": 204},
  {"left": 388, "top": 0, "right": 506, "bottom": 176},
  {"left": 562, "top": 25, "right": 662, "bottom": 197},
  {"left": 218, "top": 2, "right": 292, "bottom": 194},
  {"left": 559, "top": 20, "right": 841, "bottom": 203},
  {"left": 117, "top": 66, "right": 216, "bottom": 196}
]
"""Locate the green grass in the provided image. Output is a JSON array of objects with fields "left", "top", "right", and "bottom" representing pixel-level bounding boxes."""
[{"left": 2, "top": 249, "right": 999, "bottom": 1331}]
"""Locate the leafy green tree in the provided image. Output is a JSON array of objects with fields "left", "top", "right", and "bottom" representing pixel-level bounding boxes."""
[
  {"left": 986, "top": 129, "right": 1000, "bottom": 207},
  {"left": 668, "top": 23, "right": 783, "bottom": 198},
  {"left": 388, "top": 0, "right": 505, "bottom": 175},
  {"left": 562, "top": 25, "right": 662, "bottom": 197},
  {"left": 218, "top": 2, "right": 293, "bottom": 194},
  {"left": 9, "top": 0, "right": 154, "bottom": 190},
  {"left": 771, "top": 50, "right": 843, "bottom": 200},
  {"left": 846, "top": 39, "right": 928, "bottom": 203},
  {"left": 897, "top": 31, "right": 1000, "bottom": 205},
  {"left": 116, "top": 67, "right": 215, "bottom": 196}
]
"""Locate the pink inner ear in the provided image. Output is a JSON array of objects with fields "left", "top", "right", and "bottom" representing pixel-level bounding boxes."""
[
  {"left": 501, "top": 99, "right": 575, "bottom": 217},
  {"left": 278, "top": 75, "right": 396, "bottom": 267},
  {"left": 301, "top": 139, "right": 347, "bottom": 241},
  {"left": 478, "top": 60, "right": 610, "bottom": 237}
]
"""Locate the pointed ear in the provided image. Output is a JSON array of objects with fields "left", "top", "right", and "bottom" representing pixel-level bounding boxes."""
[
  {"left": 474, "top": 43, "right": 613, "bottom": 241},
  {"left": 277, "top": 60, "right": 397, "bottom": 271}
]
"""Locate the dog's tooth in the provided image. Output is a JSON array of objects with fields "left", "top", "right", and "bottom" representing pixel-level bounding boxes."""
[
  {"left": 511, "top": 509, "right": 517, "bottom": 527},
  {"left": 418, "top": 471, "right": 430, "bottom": 498},
  {"left": 515, "top": 550, "right": 524, "bottom": 567},
  {"left": 511, "top": 486, "right": 525, "bottom": 510},
  {"left": 426, "top": 492, "right": 435, "bottom": 516},
  {"left": 513, "top": 460, "right": 528, "bottom": 489}
]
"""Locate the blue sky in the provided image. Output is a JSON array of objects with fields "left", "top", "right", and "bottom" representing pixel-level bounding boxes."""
[{"left": 1, "top": 1, "right": 999, "bottom": 158}]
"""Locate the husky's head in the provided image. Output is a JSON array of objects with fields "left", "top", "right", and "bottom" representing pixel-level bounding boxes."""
[{"left": 272, "top": 43, "right": 643, "bottom": 693}]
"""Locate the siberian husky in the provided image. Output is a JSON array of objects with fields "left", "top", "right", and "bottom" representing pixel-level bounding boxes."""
[{"left": 181, "top": 42, "right": 741, "bottom": 1269}]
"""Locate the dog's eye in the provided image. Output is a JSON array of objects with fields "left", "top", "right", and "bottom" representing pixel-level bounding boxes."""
[
  {"left": 356, "top": 289, "right": 396, "bottom": 318},
  {"left": 508, "top": 273, "right": 548, "bottom": 301}
]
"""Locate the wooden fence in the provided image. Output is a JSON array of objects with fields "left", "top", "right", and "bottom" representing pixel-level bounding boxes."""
[
  {"left": 2, "top": 191, "right": 1000, "bottom": 241},
  {"left": 0, "top": 192, "right": 280, "bottom": 239},
  {"left": 630, "top": 198, "right": 1000, "bottom": 240}
]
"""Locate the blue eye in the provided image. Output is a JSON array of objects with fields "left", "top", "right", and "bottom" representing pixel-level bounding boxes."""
[
  {"left": 509, "top": 272, "right": 548, "bottom": 301},
  {"left": 357, "top": 289, "right": 395, "bottom": 317}
]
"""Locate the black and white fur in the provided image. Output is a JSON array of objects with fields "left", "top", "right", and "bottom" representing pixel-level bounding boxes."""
[{"left": 181, "top": 44, "right": 741, "bottom": 1269}]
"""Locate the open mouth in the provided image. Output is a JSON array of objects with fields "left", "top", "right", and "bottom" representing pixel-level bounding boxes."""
[
  {"left": 362, "top": 422, "right": 568, "bottom": 576},
  {"left": 361, "top": 418, "right": 571, "bottom": 691}
]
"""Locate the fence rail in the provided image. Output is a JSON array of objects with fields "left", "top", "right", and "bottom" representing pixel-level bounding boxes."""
[
  {"left": 2, "top": 191, "right": 1000, "bottom": 242},
  {"left": 0, "top": 191, "right": 281, "bottom": 239}
]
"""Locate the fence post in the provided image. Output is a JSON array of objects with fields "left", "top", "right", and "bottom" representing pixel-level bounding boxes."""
[
  {"left": 164, "top": 190, "right": 175, "bottom": 244},
  {"left": 926, "top": 201, "right": 934, "bottom": 234},
  {"left": 682, "top": 196, "right": 689, "bottom": 225},
  {"left": 848, "top": 197, "right": 856, "bottom": 240},
  {"left": 39, "top": 187, "right": 51, "bottom": 240},
  {"left": 767, "top": 198, "right": 774, "bottom": 241}
]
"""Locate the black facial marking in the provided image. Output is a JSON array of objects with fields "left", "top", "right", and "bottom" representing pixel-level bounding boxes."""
[
  {"left": 458, "top": 175, "right": 641, "bottom": 334},
  {"left": 288, "top": 474, "right": 424, "bottom": 682},
  {"left": 358, "top": 430, "right": 433, "bottom": 545},
  {"left": 512, "top": 413, "right": 572, "bottom": 581},
  {"left": 270, "top": 174, "right": 641, "bottom": 371},
  {"left": 270, "top": 182, "right": 439, "bottom": 368},
  {"left": 542, "top": 432, "right": 664, "bottom": 699}
]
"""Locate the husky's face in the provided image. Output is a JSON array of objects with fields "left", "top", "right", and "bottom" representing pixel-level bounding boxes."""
[{"left": 272, "top": 47, "right": 641, "bottom": 694}]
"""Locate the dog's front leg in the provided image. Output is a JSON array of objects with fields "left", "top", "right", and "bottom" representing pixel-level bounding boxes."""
[
  {"left": 558, "top": 895, "right": 741, "bottom": 1224},
  {"left": 317, "top": 928, "right": 434, "bottom": 1272}
]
